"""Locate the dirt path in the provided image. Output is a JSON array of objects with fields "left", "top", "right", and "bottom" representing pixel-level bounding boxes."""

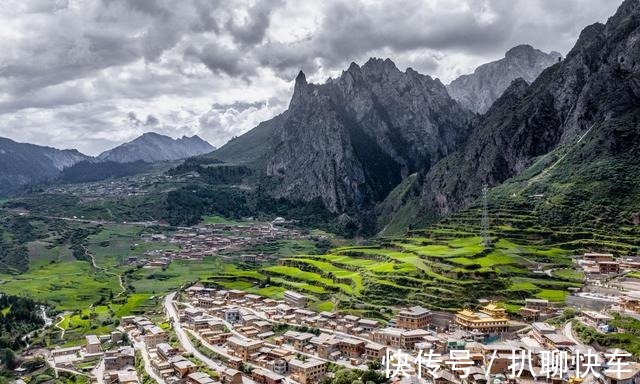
[
  {"left": 54, "top": 314, "right": 67, "bottom": 339},
  {"left": 82, "top": 245, "right": 126, "bottom": 297}
]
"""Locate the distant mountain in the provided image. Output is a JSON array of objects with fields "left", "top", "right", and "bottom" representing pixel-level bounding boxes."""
[
  {"left": 98, "top": 132, "right": 215, "bottom": 163},
  {"left": 447, "top": 45, "right": 562, "bottom": 114},
  {"left": 212, "top": 59, "right": 472, "bottom": 216},
  {"left": 418, "top": 0, "right": 640, "bottom": 227},
  {"left": 0, "top": 137, "right": 90, "bottom": 195},
  {"left": 209, "top": 114, "right": 285, "bottom": 165}
]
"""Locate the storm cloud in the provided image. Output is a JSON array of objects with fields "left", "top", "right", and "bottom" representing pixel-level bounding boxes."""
[{"left": 0, "top": 0, "right": 621, "bottom": 155}]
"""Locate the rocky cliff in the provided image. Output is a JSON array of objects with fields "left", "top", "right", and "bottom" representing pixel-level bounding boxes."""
[
  {"left": 419, "top": 0, "right": 640, "bottom": 223},
  {"left": 447, "top": 45, "right": 562, "bottom": 114},
  {"left": 261, "top": 59, "right": 472, "bottom": 213}
]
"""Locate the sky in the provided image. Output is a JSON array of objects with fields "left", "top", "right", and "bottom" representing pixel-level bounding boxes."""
[{"left": 0, "top": 0, "right": 622, "bottom": 155}]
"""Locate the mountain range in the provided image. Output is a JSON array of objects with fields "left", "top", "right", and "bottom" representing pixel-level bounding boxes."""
[
  {"left": 97, "top": 132, "right": 214, "bottom": 163},
  {"left": 0, "top": 133, "right": 214, "bottom": 195},
  {"left": 209, "top": 0, "right": 640, "bottom": 232},
  {"left": 2, "top": 0, "right": 638, "bottom": 236},
  {"left": 418, "top": 0, "right": 640, "bottom": 227},
  {"left": 208, "top": 46, "right": 560, "bottom": 218}
]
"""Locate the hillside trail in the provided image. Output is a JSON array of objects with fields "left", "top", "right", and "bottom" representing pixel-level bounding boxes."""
[{"left": 82, "top": 244, "right": 126, "bottom": 297}]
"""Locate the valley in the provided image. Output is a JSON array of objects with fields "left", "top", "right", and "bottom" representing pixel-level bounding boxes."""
[{"left": 1, "top": 1, "right": 640, "bottom": 383}]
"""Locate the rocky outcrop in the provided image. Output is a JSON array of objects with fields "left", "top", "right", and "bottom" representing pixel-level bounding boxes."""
[
  {"left": 420, "top": 0, "right": 640, "bottom": 219},
  {"left": 262, "top": 59, "right": 473, "bottom": 213},
  {"left": 447, "top": 45, "right": 562, "bottom": 114},
  {"left": 98, "top": 132, "right": 214, "bottom": 163},
  {"left": 0, "top": 137, "right": 90, "bottom": 195}
]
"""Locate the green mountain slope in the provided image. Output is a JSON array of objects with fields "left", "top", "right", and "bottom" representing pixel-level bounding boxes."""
[{"left": 416, "top": 0, "right": 640, "bottom": 231}]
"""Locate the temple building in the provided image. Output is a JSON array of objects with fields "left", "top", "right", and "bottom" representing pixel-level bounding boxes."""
[{"left": 454, "top": 302, "right": 509, "bottom": 333}]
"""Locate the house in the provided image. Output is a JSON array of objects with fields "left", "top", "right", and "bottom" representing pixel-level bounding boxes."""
[
  {"left": 221, "top": 368, "right": 242, "bottom": 384},
  {"left": 543, "top": 334, "right": 575, "bottom": 350},
  {"left": 86, "top": 334, "right": 102, "bottom": 354},
  {"left": 582, "top": 311, "right": 613, "bottom": 327},
  {"left": 172, "top": 359, "right": 198, "bottom": 378},
  {"left": 225, "top": 308, "right": 241, "bottom": 324},
  {"left": 104, "top": 347, "right": 135, "bottom": 371},
  {"left": 227, "top": 336, "right": 263, "bottom": 360},
  {"left": 184, "top": 308, "right": 204, "bottom": 321},
  {"left": 51, "top": 346, "right": 81, "bottom": 357},
  {"left": 365, "top": 343, "right": 386, "bottom": 360},
  {"left": 284, "top": 291, "right": 307, "bottom": 308},
  {"left": 186, "top": 372, "right": 218, "bottom": 384},
  {"left": 143, "top": 325, "right": 167, "bottom": 349},
  {"left": 396, "top": 306, "right": 432, "bottom": 330},
  {"left": 530, "top": 322, "right": 556, "bottom": 344},
  {"left": 584, "top": 253, "right": 615, "bottom": 262},
  {"left": 619, "top": 292, "right": 640, "bottom": 314},
  {"left": 358, "top": 318, "right": 378, "bottom": 332},
  {"left": 273, "top": 359, "right": 287, "bottom": 374},
  {"left": 156, "top": 343, "right": 180, "bottom": 360},
  {"left": 599, "top": 261, "right": 620, "bottom": 274},
  {"left": 108, "top": 369, "right": 139, "bottom": 384},
  {"left": 228, "top": 290, "right": 246, "bottom": 299},
  {"left": 252, "top": 368, "right": 284, "bottom": 384},
  {"left": 371, "top": 328, "right": 430, "bottom": 349},
  {"left": 338, "top": 338, "right": 365, "bottom": 358},
  {"left": 288, "top": 358, "right": 326, "bottom": 384},
  {"left": 282, "top": 331, "right": 315, "bottom": 350},
  {"left": 111, "top": 331, "right": 123, "bottom": 343}
]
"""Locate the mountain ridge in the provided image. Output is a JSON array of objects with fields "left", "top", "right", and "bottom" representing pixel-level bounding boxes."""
[
  {"left": 226, "top": 57, "right": 474, "bottom": 216},
  {"left": 446, "top": 44, "right": 562, "bottom": 114},
  {"left": 97, "top": 132, "right": 215, "bottom": 163},
  {"left": 0, "top": 136, "right": 91, "bottom": 195},
  {"left": 417, "top": 0, "right": 640, "bottom": 227}
]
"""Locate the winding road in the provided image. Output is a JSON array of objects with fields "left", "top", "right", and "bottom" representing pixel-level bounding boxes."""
[{"left": 164, "top": 292, "right": 258, "bottom": 384}]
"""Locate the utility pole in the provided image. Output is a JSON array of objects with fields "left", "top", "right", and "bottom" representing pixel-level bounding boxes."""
[{"left": 481, "top": 183, "right": 490, "bottom": 247}]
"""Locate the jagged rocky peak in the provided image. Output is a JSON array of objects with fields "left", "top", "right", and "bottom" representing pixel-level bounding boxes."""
[
  {"left": 263, "top": 57, "right": 473, "bottom": 214},
  {"left": 505, "top": 44, "right": 561, "bottom": 61},
  {"left": 447, "top": 44, "right": 562, "bottom": 113},
  {"left": 419, "top": 0, "right": 640, "bottom": 221}
]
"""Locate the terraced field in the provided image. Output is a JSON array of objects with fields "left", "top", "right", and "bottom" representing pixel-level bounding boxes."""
[{"left": 201, "top": 201, "right": 640, "bottom": 318}]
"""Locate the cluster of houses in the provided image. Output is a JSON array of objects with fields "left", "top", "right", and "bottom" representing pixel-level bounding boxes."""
[
  {"left": 578, "top": 253, "right": 640, "bottom": 276},
  {"left": 180, "top": 284, "right": 640, "bottom": 384},
  {"left": 46, "top": 174, "right": 170, "bottom": 198},
  {"left": 118, "top": 315, "right": 240, "bottom": 384},
  {"left": 136, "top": 220, "right": 315, "bottom": 268},
  {"left": 565, "top": 252, "right": 640, "bottom": 321}
]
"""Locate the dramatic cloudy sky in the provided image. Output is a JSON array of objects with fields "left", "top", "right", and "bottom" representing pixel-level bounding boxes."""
[{"left": 0, "top": 0, "right": 621, "bottom": 155}]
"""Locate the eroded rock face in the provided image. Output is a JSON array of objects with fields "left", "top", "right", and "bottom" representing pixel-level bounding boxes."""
[
  {"left": 420, "top": 0, "right": 640, "bottom": 218},
  {"left": 447, "top": 45, "right": 562, "bottom": 114},
  {"left": 265, "top": 59, "right": 473, "bottom": 213}
]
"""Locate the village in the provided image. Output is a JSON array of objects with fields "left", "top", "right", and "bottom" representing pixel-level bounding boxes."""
[
  {"left": 134, "top": 219, "right": 313, "bottom": 269},
  {"left": 40, "top": 247, "right": 640, "bottom": 384}
]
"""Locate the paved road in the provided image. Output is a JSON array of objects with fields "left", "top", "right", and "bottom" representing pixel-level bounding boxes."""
[
  {"left": 92, "top": 358, "right": 106, "bottom": 384},
  {"left": 164, "top": 293, "right": 257, "bottom": 384},
  {"left": 132, "top": 336, "right": 165, "bottom": 384},
  {"left": 563, "top": 322, "right": 586, "bottom": 348},
  {"left": 178, "top": 295, "right": 362, "bottom": 371}
]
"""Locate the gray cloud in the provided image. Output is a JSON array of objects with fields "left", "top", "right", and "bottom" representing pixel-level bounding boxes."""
[
  {"left": 227, "top": 0, "right": 285, "bottom": 46},
  {"left": 0, "top": 0, "right": 623, "bottom": 155}
]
